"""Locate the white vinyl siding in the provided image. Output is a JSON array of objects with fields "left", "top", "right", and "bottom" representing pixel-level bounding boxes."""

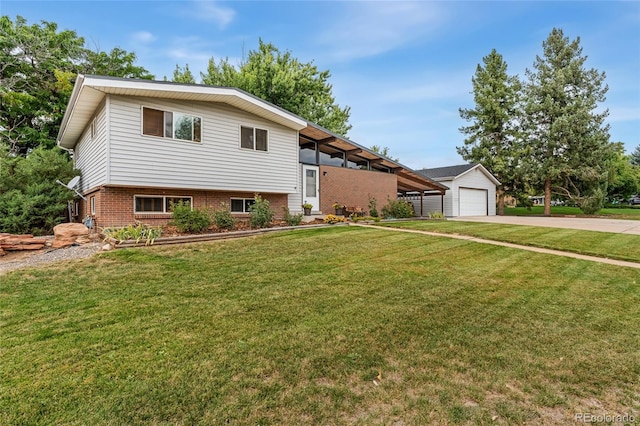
[
  {"left": 74, "top": 101, "right": 108, "bottom": 192},
  {"left": 453, "top": 168, "right": 496, "bottom": 216},
  {"left": 107, "top": 96, "right": 299, "bottom": 194}
]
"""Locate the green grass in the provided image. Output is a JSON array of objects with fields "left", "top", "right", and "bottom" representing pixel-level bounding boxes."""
[
  {"left": 504, "top": 205, "right": 640, "bottom": 219},
  {"left": 378, "top": 220, "right": 640, "bottom": 264},
  {"left": 1, "top": 226, "right": 639, "bottom": 424}
]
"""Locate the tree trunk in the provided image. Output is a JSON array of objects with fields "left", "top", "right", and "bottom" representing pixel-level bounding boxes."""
[
  {"left": 497, "top": 187, "right": 505, "bottom": 216},
  {"left": 543, "top": 177, "right": 552, "bottom": 216}
]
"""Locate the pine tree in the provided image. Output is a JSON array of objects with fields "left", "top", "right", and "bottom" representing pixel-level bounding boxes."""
[
  {"left": 457, "top": 49, "right": 523, "bottom": 215},
  {"left": 523, "top": 28, "right": 612, "bottom": 215}
]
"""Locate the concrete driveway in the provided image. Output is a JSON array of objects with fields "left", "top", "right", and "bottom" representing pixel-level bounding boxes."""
[{"left": 449, "top": 215, "right": 640, "bottom": 235}]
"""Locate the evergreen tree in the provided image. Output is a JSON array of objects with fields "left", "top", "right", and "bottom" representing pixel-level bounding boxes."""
[
  {"left": 523, "top": 28, "right": 612, "bottom": 215},
  {"left": 200, "top": 39, "right": 351, "bottom": 135},
  {"left": 457, "top": 49, "right": 523, "bottom": 215}
]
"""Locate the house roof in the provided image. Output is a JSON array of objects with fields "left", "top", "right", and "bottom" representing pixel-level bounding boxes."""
[
  {"left": 57, "top": 75, "right": 447, "bottom": 194},
  {"left": 417, "top": 163, "right": 501, "bottom": 186}
]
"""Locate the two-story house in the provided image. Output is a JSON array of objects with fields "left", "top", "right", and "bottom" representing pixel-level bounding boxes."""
[{"left": 57, "top": 75, "right": 446, "bottom": 227}]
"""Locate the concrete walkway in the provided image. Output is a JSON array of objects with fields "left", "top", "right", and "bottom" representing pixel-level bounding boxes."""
[
  {"left": 353, "top": 223, "right": 640, "bottom": 269},
  {"left": 449, "top": 215, "right": 640, "bottom": 235}
]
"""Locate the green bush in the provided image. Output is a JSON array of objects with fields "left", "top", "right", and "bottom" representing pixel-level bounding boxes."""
[
  {"left": 282, "top": 206, "right": 303, "bottom": 226},
  {"left": 102, "top": 222, "right": 162, "bottom": 245},
  {"left": 212, "top": 202, "right": 236, "bottom": 230},
  {"left": 428, "top": 211, "right": 446, "bottom": 220},
  {"left": 170, "top": 201, "right": 211, "bottom": 233},
  {"left": 249, "top": 194, "right": 274, "bottom": 228},
  {"left": 578, "top": 189, "right": 605, "bottom": 215},
  {"left": 368, "top": 195, "right": 379, "bottom": 218},
  {"left": 381, "top": 198, "right": 414, "bottom": 219}
]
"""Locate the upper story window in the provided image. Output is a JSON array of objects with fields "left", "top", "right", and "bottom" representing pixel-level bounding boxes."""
[
  {"left": 240, "top": 126, "right": 268, "bottom": 151},
  {"left": 142, "top": 107, "right": 201, "bottom": 143}
]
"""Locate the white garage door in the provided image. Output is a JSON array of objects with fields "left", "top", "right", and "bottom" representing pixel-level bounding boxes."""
[{"left": 459, "top": 188, "right": 488, "bottom": 216}]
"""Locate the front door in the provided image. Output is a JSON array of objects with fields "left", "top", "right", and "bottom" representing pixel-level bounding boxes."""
[{"left": 302, "top": 165, "right": 320, "bottom": 212}]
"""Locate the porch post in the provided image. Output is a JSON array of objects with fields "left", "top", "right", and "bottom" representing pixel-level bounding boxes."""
[
  {"left": 420, "top": 192, "right": 424, "bottom": 217},
  {"left": 441, "top": 193, "right": 444, "bottom": 215}
]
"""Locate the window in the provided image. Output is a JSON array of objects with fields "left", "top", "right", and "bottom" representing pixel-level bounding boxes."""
[
  {"left": 142, "top": 107, "right": 201, "bottom": 142},
  {"left": 240, "top": 126, "right": 268, "bottom": 151},
  {"left": 230, "top": 198, "right": 255, "bottom": 213},
  {"left": 90, "top": 196, "right": 96, "bottom": 215},
  {"left": 134, "top": 195, "right": 192, "bottom": 213}
]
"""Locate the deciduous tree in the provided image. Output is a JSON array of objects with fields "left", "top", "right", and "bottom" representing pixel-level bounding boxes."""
[{"left": 200, "top": 39, "right": 351, "bottom": 135}]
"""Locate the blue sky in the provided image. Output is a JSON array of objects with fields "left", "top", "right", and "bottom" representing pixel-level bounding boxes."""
[{"left": 3, "top": 1, "right": 639, "bottom": 169}]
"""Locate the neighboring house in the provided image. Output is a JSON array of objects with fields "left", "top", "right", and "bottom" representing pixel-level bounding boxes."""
[
  {"left": 412, "top": 164, "right": 500, "bottom": 217},
  {"left": 57, "top": 75, "right": 446, "bottom": 227}
]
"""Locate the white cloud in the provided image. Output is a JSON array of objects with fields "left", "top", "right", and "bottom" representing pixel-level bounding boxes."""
[
  {"left": 316, "top": 2, "right": 443, "bottom": 61},
  {"left": 190, "top": 0, "right": 236, "bottom": 30},
  {"left": 131, "top": 31, "right": 157, "bottom": 45}
]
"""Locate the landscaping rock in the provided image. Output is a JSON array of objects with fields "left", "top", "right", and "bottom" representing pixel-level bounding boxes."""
[{"left": 53, "top": 223, "right": 90, "bottom": 248}]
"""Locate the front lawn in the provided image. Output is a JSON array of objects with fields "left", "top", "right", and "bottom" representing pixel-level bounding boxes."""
[
  {"left": 504, "top": 205, "right": 640, "bottom": 219},
  {"left": 1, "top": 226, "right": 638, "bottom": 424},
  {"left": 378, "top": 220, "right": 640, "bottom": 263}
]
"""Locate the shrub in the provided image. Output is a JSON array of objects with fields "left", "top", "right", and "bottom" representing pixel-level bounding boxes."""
[
  {"left": 381, "top": 198, "right": 414, "bottom": 219},
  {"left": 282, "top": 206, "right": 303, "bottom": 226},
  {"left": 368, "top": 195, "right": 379, "bottom": 218},
  {"left": 212, "top": 202, "right": 236, "bottom": 230},
  {"left": 249, "top": 193, "right": 274, "bottom": 228},
  {"left": 578, "top": 189, "right": 605, "bottom": 215},
  {"left": 428, "top": 211, "right": 446, "bottom": 220},
  {"left": 102, "top": 222, "right": 162, "bottom": 246},
  {"left": 170, "top": 201, "right": 211, "bottom": 233},
  {"left": 324, "top": 214, "right": 347, "bottom": 224}
]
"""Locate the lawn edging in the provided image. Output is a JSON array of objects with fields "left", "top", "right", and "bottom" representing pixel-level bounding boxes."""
[{"left": 105, "top": 223, "right": 345, "bottom": 248}]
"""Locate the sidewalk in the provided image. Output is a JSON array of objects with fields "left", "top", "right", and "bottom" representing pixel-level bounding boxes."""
[{"left": 353, "top": 223, "right": 640, "bottom": 269}]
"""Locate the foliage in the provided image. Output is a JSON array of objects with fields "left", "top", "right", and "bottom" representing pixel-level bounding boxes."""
[
  {"left": 631, "top": 145, "right": 640, "bottom": 167},
  {"left": 169, "top": 201, "right": 211, "bottom": 233},
  {"left": 0, "top": 15, "right": 152, "bottom": 155},
  {"left": 369, "top": 145, "right": 399, "bottom": 162},
  {"left": 212, "top": 202, "right": 236, "bottom": 230},
  {"left": 200, "top": 39, "right": 351, "bottom": 136},
  {"left": 249, "top": 193, "right": 274, "bottom": 228},
  {"left": 368, "top": 195, "right": 379, "bottom": 218},
  {"left": 457, "top": 49, "right": 524, "bottom": 215},
  {"left": 302, "top": 201, "right": 313, "bottom": 209},
  {"left": 282, "top": 206, "right": 303, "bottom": 226},
  {"left": 101, "top": 222, "right": 162, "bottom": 246},
  {"left": 606, "top": 144, "right": 640, "bottom": 202},
  {"left": 323, "top": 214, "right": 346, "bottom": 224},
  {"left": 428, "top": 211, "right": 446, "bottom": 220},
  {"left": 0, "top": 147, "right": 78, "bottom": 235},
  {"left": 171, "top": 64, "right": 196, "bottom": 84},
  {"left": 381, "top": 198, "right": 415, "bottom": 219},
  {"left": 522, "top": 28, "right": 613, "bottom": 215}
]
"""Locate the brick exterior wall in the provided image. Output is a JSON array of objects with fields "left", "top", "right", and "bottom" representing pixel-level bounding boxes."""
[
  {"left": 319, "top": 165, "right": 397, "bottom": 215},
  {"left": 78, "top": 186, "right": 288, "bottom": 228}
]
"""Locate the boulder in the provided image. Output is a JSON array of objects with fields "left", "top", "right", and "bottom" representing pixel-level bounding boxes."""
[{"left": 53, "top": 223, "right": 90, "bottom": 248}]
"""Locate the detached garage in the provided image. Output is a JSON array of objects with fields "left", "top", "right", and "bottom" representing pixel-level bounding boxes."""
[{"left": 414, "top": 164, "right": 500, "bottom": 217}]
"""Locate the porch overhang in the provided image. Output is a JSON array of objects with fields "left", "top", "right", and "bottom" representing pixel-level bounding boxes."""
[{"left": 299, "top": 123, "right": 448, "bottom": 194}]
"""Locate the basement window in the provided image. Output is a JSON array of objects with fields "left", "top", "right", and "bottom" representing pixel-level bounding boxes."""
[
  {"left": 134, "top": 195, "right": 192, "bottom": 213},
  {"left": 230, "top": 198, "right": 255, "bottom": 213}
]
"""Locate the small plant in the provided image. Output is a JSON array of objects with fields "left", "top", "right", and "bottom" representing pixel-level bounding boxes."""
[
  {"left": 368, "top": 195, "right": 378, "bottom": 218},
  {"left": 381, "top": 198, "right": 414, "bottom": 219},
  {"left": 212, "top": 202, "right": 236, "bottom": 230},
  {"left": 323, "top": 214, "right": 347, "bottom": 224},
  {"left": 102, "top": 222, "right": 162, "bottom": 246},
  {"left": 170, "top": 200, "right": 211, "bottom": 233},
  {"left": 428, "top": 211, "right": 446, "bottom": 220},
  {"left": 250, "top": 193, "right": 274, "bottom": 228},
  {"left": 282, "top": 206, "right": 303, "bottom": 226},
  {"left": 302, "top": 201, "right": 313, "bottom": 209}
]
